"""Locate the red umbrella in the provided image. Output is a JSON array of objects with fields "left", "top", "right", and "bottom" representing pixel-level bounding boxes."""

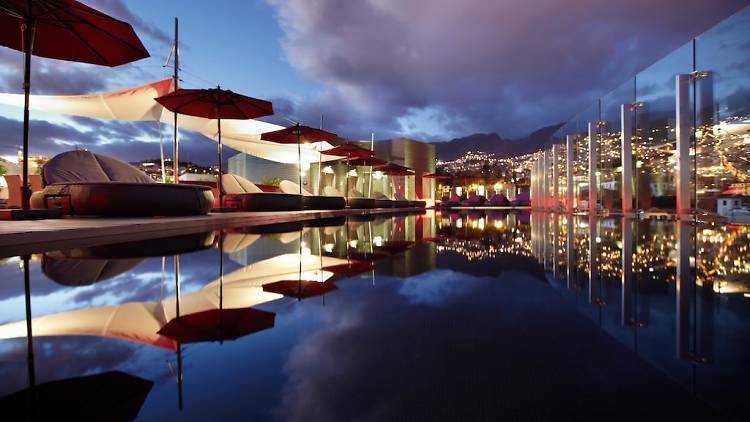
[
  {"left": 155, "top": 87, "right": 274, "bottom": 209},
  {"left": 321, "top": 143, "right": 375, "bottom": 159},
  {"left": 348, "top": 156, "right": 387, "bottom": 167},
  {"left": 376, "top": 162, "right": 414, "bottom": 199},
  {"left": 423, "top": 236, "right": 450, "bottom": 242},
  {"left": 157, "top": 307, "right": 275, "bottom": 343},
  {"left": 0, "top": 0, "right": 149, "bottom": 219},
  {"left": 261, "top": 124, "right": 337, "bottom": 195},
  {"left": 423, "top": 173, "right": 451, "bottom": 180},
  {"left": 376, "top": 162, "right": 414, "bottom": 176},
  {"left": 263, "top": 279, "right": 337, "bottom": 300}
]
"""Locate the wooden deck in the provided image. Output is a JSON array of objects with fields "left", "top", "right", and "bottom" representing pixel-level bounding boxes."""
[{"left": 0, "top": 208, "right": 426, "bottom": 258}]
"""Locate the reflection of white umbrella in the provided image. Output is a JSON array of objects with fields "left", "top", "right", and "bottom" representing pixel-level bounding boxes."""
[{"left": 0, "top": 254, "right": 348, "bottom": 349}]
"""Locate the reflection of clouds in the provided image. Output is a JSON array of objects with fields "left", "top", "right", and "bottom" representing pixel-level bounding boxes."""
[
  {"left": 398, "top": 269, "right": 484, "bottom": 305},
  {"left": 275, "top": 273, "right": 716, "bottom": 421},
  {"left": 0, "top": 336, "right": 150, "bottom": 397}
]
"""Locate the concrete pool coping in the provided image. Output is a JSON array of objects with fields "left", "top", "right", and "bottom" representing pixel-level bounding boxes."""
[{"left": 0, "top": 207, "right": 426, "bottom": 258}]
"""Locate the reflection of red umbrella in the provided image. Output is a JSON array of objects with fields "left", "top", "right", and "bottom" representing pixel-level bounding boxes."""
[
  {"left": 721, "top": 188, "right": 744, "bottom": 195},
  {"left": 423, "top": 236, "right": 449, "bottom": 242},
  {"left": 0, "top": 0, "right": 150, "bottom": 218},
  {"left": 0, "top": 371, "right": 153, "bottom": 421},
  {"left": 375, "top": 240, "right": 415, "bottom": 254},
  {"left": 155, "top": 87, "right": 273, "bottom": 209},
  {"left": 348, "top": 251, "right": 388, "bottom": 261},
  {"left": 158, "top": 307, "right": 275, "bottom": 343},
  {"left": 263, "top": 280, "right": 337, "bottom": 299},
  {"left": 321, "top": 261, "right": 375, "bottom": 277},
  {"left": 261, "top": 124, "right": 337, "bottom": 195}
]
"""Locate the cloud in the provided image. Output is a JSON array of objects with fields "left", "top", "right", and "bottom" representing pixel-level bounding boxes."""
[
  {"left": 266, "top": 0, "right": 748, "bottom": 139},
  {"left": 0, "top": 115, "right": 225, "bottom": 165}
]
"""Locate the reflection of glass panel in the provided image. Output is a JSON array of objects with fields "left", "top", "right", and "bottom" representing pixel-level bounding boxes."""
[
  {"left": 558, "top": 146, "right": 567, "bottom": 206},
  {"left": 635, "top": 42, "right": 693, "bottom": 211},
  {"left": 600, "top": 79, "right": 635, "bottom": 211},
  {"left": 695, "top": 7, "right": 750, "bottom": 211}
]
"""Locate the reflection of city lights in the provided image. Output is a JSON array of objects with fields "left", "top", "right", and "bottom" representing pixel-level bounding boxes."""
[
  {"left": 323, "top": 243, "right": 334, "bottom": 253},
  {"left": 373, "top": 236, "right": 383, "bottom": 247},
  {"left": 349, "top": 240, "right": 358, "bottom": 248}
]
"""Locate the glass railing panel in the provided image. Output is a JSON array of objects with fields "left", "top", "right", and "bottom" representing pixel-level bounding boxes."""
[{"left": 634, "top": 41, "right": 694, "bottom": 211}]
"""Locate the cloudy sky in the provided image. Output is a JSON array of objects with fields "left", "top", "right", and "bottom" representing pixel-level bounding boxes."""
[{"left": 0, "top": 0, "right": 747, "bottom": 166}]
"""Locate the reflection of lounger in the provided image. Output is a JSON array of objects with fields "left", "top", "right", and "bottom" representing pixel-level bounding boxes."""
[
  {"left": 279, "top": 180, "right": 345, "bottom": 210},
  {"left": 341, "top": 188, "right": 376, "bottom": 209},
  {"left": 42, "top": 232, "right": 216, "bottom": 286},
  {"left": 30, "top": 151, "right": 213, "bottom": 216},
  {"left": 222, "top": 174, "right": 302, "bottom": 211}
]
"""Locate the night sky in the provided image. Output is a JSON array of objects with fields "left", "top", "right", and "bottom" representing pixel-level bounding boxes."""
[{"left": 0, "top": 0, "right": 747, "bottom": 166}]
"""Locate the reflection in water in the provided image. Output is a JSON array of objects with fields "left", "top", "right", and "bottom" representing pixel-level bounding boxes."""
[{"left": 0, "top": 212, "right": 748, "bottom": 420}]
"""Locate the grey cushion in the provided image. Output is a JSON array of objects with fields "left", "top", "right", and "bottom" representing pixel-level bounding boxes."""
[{"left": 44, "top": 151, "right": 154, "bottom": 184}]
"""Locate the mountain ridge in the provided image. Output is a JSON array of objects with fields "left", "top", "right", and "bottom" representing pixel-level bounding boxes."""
[{"left": 432, "top": 123, "right": 563, "bottom": 160}]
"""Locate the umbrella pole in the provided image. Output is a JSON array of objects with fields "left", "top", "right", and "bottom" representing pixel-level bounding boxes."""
[
  {"left": 22, "top": 255, "right": 36, "bottom": 416},
  {"left": 297, "top": 132, "right": 302, "bottom": 196},
  {"left": 173, "top": 17, "right": 179, "bottom": 185},
  {"left": 219, "top": 229, "right": 224, "bottom": 344},
  {"left": 345, "top": 157, "right": 350, "bottom": 201},
  {"left": 21, "top": 19, "right": 34, "bottom": 211},
  {"left": 218, "top": 115, "right": 223, "bottom": 208}
]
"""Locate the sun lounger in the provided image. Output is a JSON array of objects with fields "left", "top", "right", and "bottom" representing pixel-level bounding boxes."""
[
  {"left": 489, "top": 193, "right": 510, "bottom": 206},
  {"left": 279, "top": 180, "right": 345, "bottom": 210},
  {"left": 30, "top": 151, "right": 213, "bottom": 216},
  {"left": 394, "top": 192, "right": 425, "bottom": 208},
  {"left": 374, "top": 191, "right": 408, "bottom": 208},
  {"left": 341, "top": 188, "right": 376, "bottom": 209},
  {"left": 460, "top": 194, "right": 486, "bottom": 207},
  {"left": 221, "top": 174, "right": 302, "bottom": 211}
]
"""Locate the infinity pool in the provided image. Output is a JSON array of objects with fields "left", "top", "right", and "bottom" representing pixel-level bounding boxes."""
[{"left": 1, "top": 211, "right": 748, "bottom": 421}]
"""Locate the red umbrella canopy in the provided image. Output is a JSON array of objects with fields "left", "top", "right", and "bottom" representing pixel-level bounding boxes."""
[
  {"left": 349, "top": 156, "right": 387, "bottom": 167},
  {"left": 263, "top": 279, "right": 337, "bottom": 299},
  {"left": 157, "top": 308, "right": 275, "bottom": 344},
  {"left": 376, "top": 162, "right": 415, "bottom": 176},
  {"left": 423, "top": 173, "right": 451, "bottom": 180},
  {"left": 261, "top": 124, "right": 337, "bottom": 144},
  {"left": 321, "top": 143, "right": 375, "bottom": 159},
  {"left": 0, "top": 0, "right": 149, "bottom": 66},
  {"left": 154, "top": 87, "right": 273, "bottom": 120}
]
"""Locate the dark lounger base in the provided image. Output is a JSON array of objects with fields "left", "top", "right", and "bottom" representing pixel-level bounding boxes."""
[
  {"left": 373, "top": 199, "right": 394, "bottom": 208},
  {"left": 226, "top": 193, "right": 303, "bottom": 211},
  {"left": 347, "top": 198, "right": 377, "bottom": 209},
  {"left": 31, "top": 182, "right": 214, "bottom": 216},
  {"left": 303, "top": 195, "right": 346, "bottom": 210}
]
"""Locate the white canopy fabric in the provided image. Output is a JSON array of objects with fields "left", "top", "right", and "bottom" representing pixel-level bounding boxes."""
[
  {"left": 0, "top": 80, "right": 341, "bottom": 164},
  {"left": 0, "top": 253, "right": 347, "bottom": 349}
]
